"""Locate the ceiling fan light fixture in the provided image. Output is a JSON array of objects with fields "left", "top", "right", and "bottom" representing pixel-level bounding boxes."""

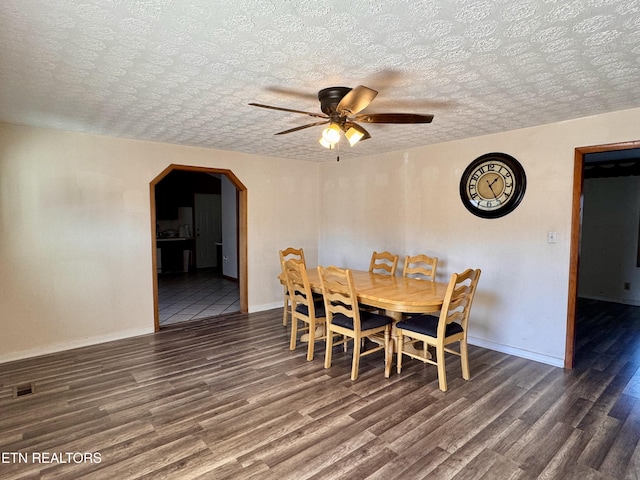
[
  {"left": 321, "top": 123, "right": 341, "bottom": 144},
  {"left": 345, "top": 125, "right": 366, "bottom": 146},
  {"left": 319, "top": 137, "right": 335, "bottom": 149}
]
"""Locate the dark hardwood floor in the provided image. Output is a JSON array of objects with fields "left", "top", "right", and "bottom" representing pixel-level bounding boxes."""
[{"left": 1, "top": 298, "right": 639, "bottom": 479}]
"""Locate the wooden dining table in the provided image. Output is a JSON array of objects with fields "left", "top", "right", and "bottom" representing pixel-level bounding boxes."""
[{"left": 304, "top": 269, "right": 449, "bottom": 378}]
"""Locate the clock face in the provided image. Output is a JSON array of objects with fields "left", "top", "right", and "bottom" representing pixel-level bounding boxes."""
[{"left": 460, "top": 153, "right": 526, "bottom": 219}]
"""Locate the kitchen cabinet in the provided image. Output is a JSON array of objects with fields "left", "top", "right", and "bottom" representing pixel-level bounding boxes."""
[
  {"left": 157, "top": 238, "right": 194, "bottom": 273},
  {"left": 155, "top": 182, "right": 179, "bottom": 219}
]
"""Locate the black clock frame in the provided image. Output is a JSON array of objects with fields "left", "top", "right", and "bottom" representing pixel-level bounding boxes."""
[{"left": 459, "top": 152, "right": 526, "bottom": 219}]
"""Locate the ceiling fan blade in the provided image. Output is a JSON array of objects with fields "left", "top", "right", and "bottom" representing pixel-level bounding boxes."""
[
  {"left": 274, "top": 120, "right": 329, "bottom": 135},
  {"left": 264, "top": 86, "right": 317, "bottom": 101},
  {"left": 248, "top": 103, "right": 328, "bottom": 119},
  {"left": 354, "top": 113, "right": 434, "bottom": 124},
  {"left": 336, "top": 85, "right": 378, "bottom": 116}
]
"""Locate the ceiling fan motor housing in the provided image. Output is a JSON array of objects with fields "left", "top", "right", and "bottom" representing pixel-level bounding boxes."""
[{"left": 318, "top": 87, "right": 352, "bottom": 115}]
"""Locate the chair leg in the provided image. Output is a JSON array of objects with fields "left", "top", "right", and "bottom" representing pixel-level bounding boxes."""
[
  {"left": 289, "top": 317, "right": 297, "bottom": 351},
  {"left": 324, "top": 327, "right": 334, "bottom": 369},
  {"left": 460, "top": 340, "right": 470, "bottom": 380},
  {"left": 384, "top": 328, "right": 391, "bottom": 378},
  {"left": 283, "top": 289, "right": 289, "bottom": 326},
  {"left": 306, "top": 321, "right": 315, "bottom": 361},
  {"left": 436, "top": 345, "right": 448, "bottom": 391},
  {"left": 396, "top": 333, "right": 404, "bottom": 374},
  {"left": 351, "top": 334, "right": 361, "bottom": 381}
]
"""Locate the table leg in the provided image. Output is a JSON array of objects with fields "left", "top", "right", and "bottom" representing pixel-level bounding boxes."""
[
  {"left": 384, "top": 311, "right": 435, "bottom": 377},
  {"left": 385, "top": 311, "right": 403, "bottom": 378}
]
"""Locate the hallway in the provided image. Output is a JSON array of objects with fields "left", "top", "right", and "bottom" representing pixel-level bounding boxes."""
[
  {"left": 574, "top": 297, "right": 640, "bottom": 373},
  {"left": 157, "top": 269, "right": 240, "bottom": 326}
]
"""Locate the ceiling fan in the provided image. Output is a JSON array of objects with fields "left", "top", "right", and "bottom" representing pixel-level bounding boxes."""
[{"left": 249, "top": 85, "right": 434, "bottom": 149}]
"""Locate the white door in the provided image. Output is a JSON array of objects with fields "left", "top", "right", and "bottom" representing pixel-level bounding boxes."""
[{"left": 195, "top": 193, "right": 221, "bottom": 268}]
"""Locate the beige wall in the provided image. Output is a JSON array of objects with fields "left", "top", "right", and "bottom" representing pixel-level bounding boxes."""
[
  {"left": 2, "top": 106, "right": 640, "bottom": 365},
  {"left": 319, "top": 107, "right": 640, "bottom": 366},
  {"left": 0, "top": 124, "right": 319, "bottom": 362}
]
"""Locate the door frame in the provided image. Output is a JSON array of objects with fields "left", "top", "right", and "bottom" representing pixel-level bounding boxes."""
[
  {"left": 150, "top": 164, "right": 248, "bottom": 331},
  {"left": 565, "top": 139, "right": 640, "bottom": 368}
]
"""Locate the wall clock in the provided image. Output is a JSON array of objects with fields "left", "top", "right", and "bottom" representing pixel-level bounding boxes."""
[{"left": 459, "top": 152, "right": 526, "bottom": 219}]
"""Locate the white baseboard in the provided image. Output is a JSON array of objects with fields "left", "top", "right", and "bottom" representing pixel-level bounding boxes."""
[
  {"left": 249, "top": 302, "right": 282, "bottom": 313},
  {"left": 468, "top": 336, "right": 564, "bottom": 368},
  {"left": 0, "top": 327, "right": 155, "bottom": 365}
]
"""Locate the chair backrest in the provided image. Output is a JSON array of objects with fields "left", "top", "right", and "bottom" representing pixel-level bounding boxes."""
[
  {"left": 317, "top": 265, "right": 361, "bottom": 330},
  {"left": 279, "top": 247, "right": 305, "bottom": 266},
  {"left": 369, "top": 251, "right": 399, "bottom": 276},
  {"left": 438, "top": 268, "right": 481, "bottom": 338},
  {"left": 282, "top": 258, "right": 316, "bottom": 318},
  {"left": 279, "top": 247, "right": 305, "bottom": 285},
  {"left": 403, "top": 254, "right": 438, "bottom": 281}
]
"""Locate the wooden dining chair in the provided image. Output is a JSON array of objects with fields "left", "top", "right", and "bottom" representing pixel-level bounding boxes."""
[
  {"left": 403, "top": 254, "right": 438, "bottom": 281},
  {"left": 369, "top": 251, "right": 399, "bottom": 276},
  {"left": 279, "top": 247, "right": 306, "bottom": 326},
  {"left": 396, "top": 268, "right": 481, "bottom": 391},
  {"left": 364, "top": 250, "right": 400, "bottom": 315},
  {"left": 400, "top": 254, "right": 440, "bottom": 355},
  {"left": 318, "top": 265, "right": 393, "bottom": 381},
  {"left": 282, "top": 258, "right": 326, "bottom": 361}
]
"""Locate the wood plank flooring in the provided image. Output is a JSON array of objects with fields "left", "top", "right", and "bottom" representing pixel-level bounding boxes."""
[{"left": 0, "top": 298, "right": 639, "bottom": 479}]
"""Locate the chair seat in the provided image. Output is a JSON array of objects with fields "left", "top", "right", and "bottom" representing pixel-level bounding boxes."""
[
  {"left": 396, "top": 314, "right": 463, "bottom": 337},
  {"left": 332, "top": 310, "right": 392, "bottom": 331},
  {"left": 295, "top": 298, "right": 325, "bottom": 318}
]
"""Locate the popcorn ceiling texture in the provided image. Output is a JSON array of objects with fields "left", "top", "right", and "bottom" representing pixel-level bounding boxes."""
[{"left": 0, "top": 0, "right": 639, "bottom": 162}]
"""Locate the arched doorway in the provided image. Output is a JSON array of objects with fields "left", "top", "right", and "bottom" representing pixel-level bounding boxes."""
[{"left": 150, "top": 164, "right": 247, "bottom": 331}]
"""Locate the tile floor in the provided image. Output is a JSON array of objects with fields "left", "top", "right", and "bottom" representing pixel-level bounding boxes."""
[{"left": 157, "top": 269, "right": 240, "bottom": 326}]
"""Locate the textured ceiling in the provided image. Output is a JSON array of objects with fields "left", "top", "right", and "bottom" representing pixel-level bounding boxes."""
[{"left": 1, "top": 0, "right": 639, "bottom": 162}]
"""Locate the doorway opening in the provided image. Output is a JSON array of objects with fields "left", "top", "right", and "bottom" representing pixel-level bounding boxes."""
[
  {"left": 566, "top": 140, "right": 640, "bottom": 368},
  {"left": 150, "top": 165, "right": 248, "bottom": 331}
]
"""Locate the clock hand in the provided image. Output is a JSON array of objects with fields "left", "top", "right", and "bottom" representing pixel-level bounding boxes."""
[{"left": 486, "top": 178, "right": 500, "bottom": 199}]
